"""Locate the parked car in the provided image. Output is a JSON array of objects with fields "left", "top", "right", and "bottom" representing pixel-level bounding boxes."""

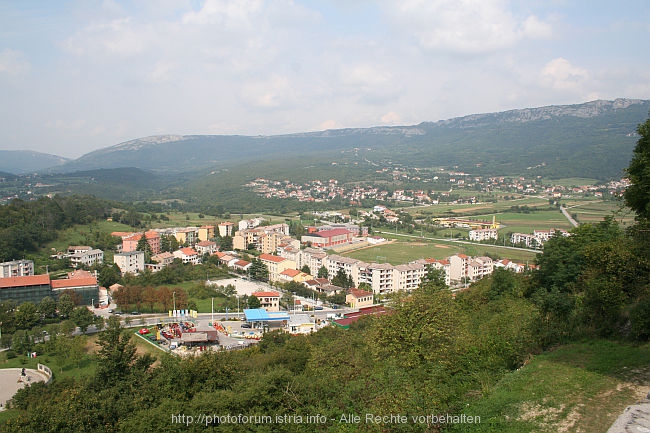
[{"left": 241, "top": 323, "right": 251, "bottom": 328}]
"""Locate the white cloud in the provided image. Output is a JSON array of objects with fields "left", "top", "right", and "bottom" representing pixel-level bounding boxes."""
[
  {"left": 0, "top": 49, "right": 30, "bottom": 75},
  {"left": 319, "top": 119, "right": 340, "bottom": 130},
  {"left": 62, "top": 17, "right": 158, "bottom": 57},
  {"left": 381, "top": 111, "right": 401, "bottom": 124},
  {"left": 182, "top": 0, "right": 262, "bottom": 27},
  {"left": 384, "top": 0, "right": 553, "bottom": 53},
  {"left": 520, "top": 15, "right": 553, "bottom": 39},
  {"left": 240, "top": 74, "right": 296, "bottom": 109},
  {"left": 540, "top": 57, "right": 589, "bottom": 92}
]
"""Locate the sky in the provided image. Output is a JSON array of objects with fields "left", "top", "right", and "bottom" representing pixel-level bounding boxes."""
[{"left": 1, "top": 0, "right": 649, "bottom": 158}]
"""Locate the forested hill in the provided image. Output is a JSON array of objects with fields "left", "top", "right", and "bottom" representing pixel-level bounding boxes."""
[
  {"left": 0, "top": 150, "right": 69, "bottom": 174},
  {"left": 52, "top": 98, "right": 649, "bottom": 181}
]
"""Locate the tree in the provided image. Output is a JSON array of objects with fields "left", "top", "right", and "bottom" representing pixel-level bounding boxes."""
[
  {"left": 37, "top": 296, "right": 58, "bottom": 319},
  {"left": 247, "top": 294, "right": 261, "bottom": 309},
  {"left": 14, "top": 302, "right": 39, "bottom": 330},
  {"left": 96, "top": 262, "right": 120, "bottom": 288},
  {"left": 301, "top": 264, "right": 311, "bottom": 275},
  {"left": 136, "top": 233, "right": 152, "bottom": 263},
  {"left": 317, "top": 265, "right": 328, "bottom": 279},
  {"left": 71, "top": 307, "right": 95, "bottom": 334},
  {"left": 332, "top": 268, "right": 353, "bottom": 289},
  {"left": 248, "top": 258, "right": 269, "bottom": 282},
  {"left": 219, "top": 235, "right": 233, "bottom": 251},
  {"left": 624, "top": 118, "right": 650, "bottom": 221},
  {"left": 95, "top": 316, "right": 140, "bottom": 385}
]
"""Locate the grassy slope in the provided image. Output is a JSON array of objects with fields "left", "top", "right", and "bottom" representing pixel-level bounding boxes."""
[{"left": 448, "top": 340, "right": 650, "bottom": 433}]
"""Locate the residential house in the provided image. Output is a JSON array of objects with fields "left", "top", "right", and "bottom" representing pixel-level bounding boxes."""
[
  {"left": 174, "top": 247, "right": 201, "bottom": 265},
  {"left": 195, "top": 240, "right": 218, "bottom": 256},
  {"left": 251, "top": 291, "right": 281, "bottom": 312},
  {"left": 279, "top": 268, "right": 312, "bottom": 283},
  {"left": 346, "top": 288, "right": 374, "bottom": 308},
  {"left": 151, "top": 251, "right": 175, "bottom": 266},
  {"left": 286, "top": 314, "right": 316, "bottom": 335},
  {"left": 232, "top": 259, "right": 252, "bottom": 272}
]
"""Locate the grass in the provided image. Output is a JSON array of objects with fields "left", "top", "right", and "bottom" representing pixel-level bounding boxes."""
[
  {"left": 342, "top": 236, "right": 538, "bottom": 264},
  {"left": 343, "top": 240, "right": 463, "bottom": 265},
  {"left": 447, "top": 339, "right": 650, "bottom": 433}
]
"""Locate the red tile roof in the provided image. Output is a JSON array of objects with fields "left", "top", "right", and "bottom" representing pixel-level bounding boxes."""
[
  {"left": 312, "top": 228, "right": 351, "bottom": 237},
  {"left": 259, "top": 254, "right": 286, "bottom": 263},
  {"left": 252, "top": 291, "right": 280, "bottom": 298},
  {"left": 280, "top": 269, "right": 301, "bottom": 277},
  {"left": 0, "top": 274, "right": 50, "bottom": 288},
  {"left": 348, "top": 288, "right": 373, "bottom": 298},
  {"left": 51, "top": 277, "right": 98, "bottom": 289}
]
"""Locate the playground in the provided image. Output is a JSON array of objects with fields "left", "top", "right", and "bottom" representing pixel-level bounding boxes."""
[
  {"left": 0, "top": 366, "right": 50, "bottom": 409},
  {"left": 135, "top": 316, "right": 263, "bottom": 356}
]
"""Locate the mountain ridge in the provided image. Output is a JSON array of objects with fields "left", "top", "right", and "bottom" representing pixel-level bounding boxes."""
[
  {"left": 8, "top": 98, "right": 650, "bottom": 179},
  {"left": 0, "top": 150, "right": 70, "bottom": 174}
]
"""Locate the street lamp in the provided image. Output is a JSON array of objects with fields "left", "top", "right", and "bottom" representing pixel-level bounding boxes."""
[{"left": 173, "top": 291, "right": 176, "bottom": 314}]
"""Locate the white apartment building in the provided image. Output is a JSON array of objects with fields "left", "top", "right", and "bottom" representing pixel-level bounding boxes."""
[
  {"left": 0, "top": 259, "right": 34, "bottom": 278},
  {"left": 469, "top": 228, "right": 498, "bottom": 242},
  {"left": 113, "top": 251, "right": 145, "bottom": 275},
  {"left": 69, "top": 249, "right": 104, "bottom": 268}
]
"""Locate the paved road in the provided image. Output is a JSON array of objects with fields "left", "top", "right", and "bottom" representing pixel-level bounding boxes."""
[{"left": 560, "top": 205, "right": 580, "bottom": 227}]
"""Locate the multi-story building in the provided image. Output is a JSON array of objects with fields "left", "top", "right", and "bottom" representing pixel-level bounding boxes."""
[
  {"left": 0, "top": 259, "right": 34, "bottom": 278},
  {"left": 0, "top": 275, "right": 52, "bottom": 304},
  {"left": 449, "top": 253, "right": 471, "bottom": 283},
  {"left": 421, "top": 258, "right": 452, "bottom": 286},
  {"left": 469, "top": 228, "right": 498, "bottom": 242},
  {"left": 357, "top": 263, "right": 395, "bottom": 295},
  {"left": 346, "top": 288, "right": 374, "bottom": 308},
  {"left": 51, "top": 276, "right": 99, "bottom": 306},
  {"left": 218, "top": 221, "right": 235, "bottom": 237},
  {"left": 251, "top": 291, "right": 281, "bottom": 312},
  {"left": 198, "top": 225, "right": 215, "bottom": 242},
  {"left": 121, "top": 231, "right": 161, "bottom": 254},
  {"left": 301, "top": 228, "right": 354, "bottom": 249},
  {"left": 174, "top": 247, "right": 201, "bottom": 265},
  {"left": 113, "top": 251, "right": 145, "bottom": 275},
  {"left": 69, "top": 248, "right": 104, "bottom": 269},
  {"left": 394, "top": 263, "right": 428, "bottom": 292},
  {"left": 195, "top": 240, "right": 218, "bottom": 256},
  {"left": 233, "top": 223, "right": 290, "bottom": 252},
  {"left": 467, "top": 256, "right": 494, "bottom": 281},
  {"left": 259, "top": 254, "right": 296, "bottom": 282},
  {"left": 174, "top": 228, "right": 198, "bottom": 246}
]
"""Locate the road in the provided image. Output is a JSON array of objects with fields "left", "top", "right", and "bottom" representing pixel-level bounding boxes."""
[{"left": 560, "top": 205, "right": 580, "bottom": 227}]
